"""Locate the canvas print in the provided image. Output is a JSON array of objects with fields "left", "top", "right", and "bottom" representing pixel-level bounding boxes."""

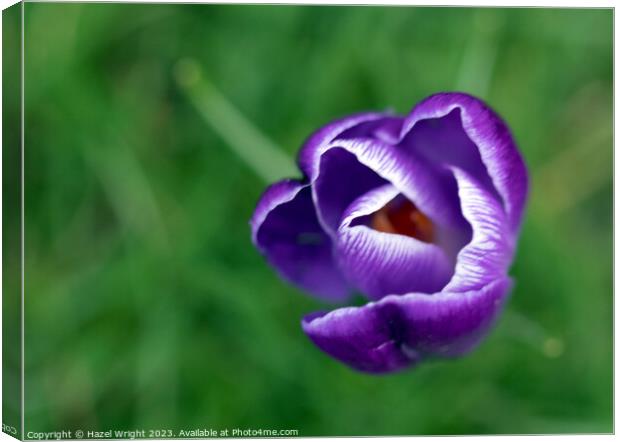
[{"left": 2, "top": 2, "right": 613, "bottom": 439}]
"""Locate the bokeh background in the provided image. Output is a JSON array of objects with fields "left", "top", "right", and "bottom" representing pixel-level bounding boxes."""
[{"left": 4, "top": 4, "right": 613, "bottom": 436}]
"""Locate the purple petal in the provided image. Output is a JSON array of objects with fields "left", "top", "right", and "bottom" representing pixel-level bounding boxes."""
[
  {"left": 302, "top": 277, "right": 511, "bottom": 373},
  {"left": 298, "top": 112, "right": 392, "bottom": 177},
  {"left": 313, "top": 147, "right": 387, "bottom": 235},
  {"left": 395, "top": 278, "right": 512, "bottom": 358},
  {"left": 443, "top": 167, "right": 514, "bottom": 293},
  {"left": 336, "top": 184, "right": 453, "bottom": 300},
  {"left": 302, "top": 305, "right": 418, "bottom": 374},
  {"left": 250, "top": 180, "right": 349, "bottom": 301},
  {"left": 298, "top": 115, "right": 405, "bottom": 237},
  {"left": 399, "top": 92, "right": 528, "bottom": 234},
  {"left": 398, "top": 107, "right": 500, "bottom": 203}
]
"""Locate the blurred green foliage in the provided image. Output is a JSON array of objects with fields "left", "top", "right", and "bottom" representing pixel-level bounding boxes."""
[{"left": 8, "top": 4, "right": 613, "bottom": 435}]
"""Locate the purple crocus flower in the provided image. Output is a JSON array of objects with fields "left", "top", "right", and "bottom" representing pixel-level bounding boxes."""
[{"left": 250, "top": 92, "right": 528, "bottom": 374}]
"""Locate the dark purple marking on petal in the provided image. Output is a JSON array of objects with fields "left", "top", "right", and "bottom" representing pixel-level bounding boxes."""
[
  {"left": 302, "top": 277, "right": 511, "bottom": 373},
  {"left": 301, "top": 303, "right": 418, "bottom": 374},
  {"left": 336, "top": 184, "right": 453, "bottom": 300},
  {"left": 399, "top": 92, "right": 528, "bottom": 234},
  {"left": 250, "top": 180, "right": 349, "bottom": 301}
]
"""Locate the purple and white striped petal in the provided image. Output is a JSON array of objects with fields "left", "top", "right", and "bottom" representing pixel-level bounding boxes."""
[
  {"left": 399, "top": 92, "right": 528, "bottom": 234},
  {"left": 336, "top": 184, "right": 453, "bottom": 300},
  {"left": 297, "top": 113, "right": 396, "bottom": 178},
  {"left": 444, "top": 167, "right": 514, "bottom": 293}
]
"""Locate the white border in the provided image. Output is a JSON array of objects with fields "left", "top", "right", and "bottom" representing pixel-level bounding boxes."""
[{"left": 0, "top": 1, "right": 615, "bottom": 442}]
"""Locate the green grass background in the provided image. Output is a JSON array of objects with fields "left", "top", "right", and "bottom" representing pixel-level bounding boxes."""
[{"left": 8, "top": 4, "right": 614, "bottom": 436}]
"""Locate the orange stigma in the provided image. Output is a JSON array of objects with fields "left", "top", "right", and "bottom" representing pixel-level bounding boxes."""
[{"left": 371, "top": 199, "right": 435, "bottom": 243}]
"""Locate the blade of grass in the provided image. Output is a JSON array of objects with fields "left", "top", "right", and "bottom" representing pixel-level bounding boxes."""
[
  {"left": 455, "top": 9, "right": 502, "bottom": 96},
  {"left": 175, "top": 59, "right": 297, "bottom": 183}
]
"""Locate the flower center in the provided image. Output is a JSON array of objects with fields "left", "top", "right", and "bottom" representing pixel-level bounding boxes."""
[{"left": 371, "top": 199, "right": 435, "bottom": 243}]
